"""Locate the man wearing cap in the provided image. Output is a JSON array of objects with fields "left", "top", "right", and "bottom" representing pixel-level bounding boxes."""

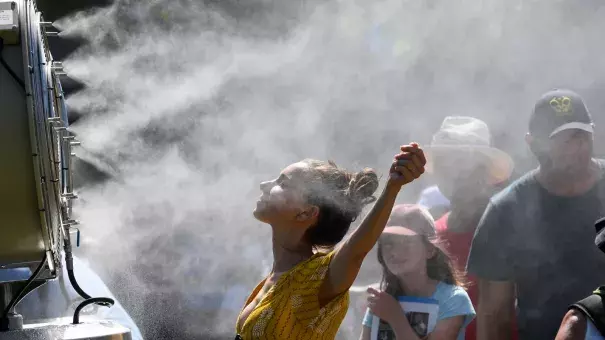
[
  {"left": 554, "top": 218, "right": 605, "bottom": 339},
  {"left": 467, "top": 89, "right": 605, "bottom": 340},
  {"left": 425, "top": 116, "right": 514, "bottom": 340}
]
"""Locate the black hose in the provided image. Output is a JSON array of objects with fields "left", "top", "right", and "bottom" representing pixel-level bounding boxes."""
[
  {"left": 73, "top": 297, "right": 114, "bottom": 324},
  {"left": 64, "top": 236, "right": 114, "bottom": 322},
  {"left": 67, "top": 269, "right": 92, "bottom": 300},
  {"left": 0, "top": 38, "right": 26, "bottom": 90},
  {"left": 66, "top": 269, "right": 112, "bottom": 307},
  {"left": 64, "top": 243, "right": 112, "bottom": 307},
  {"left": 0, "top": 254, "right": 48, "bottom": 331},
  {"left": 66, "top": 268, "right": 114, "bottom": 309}
]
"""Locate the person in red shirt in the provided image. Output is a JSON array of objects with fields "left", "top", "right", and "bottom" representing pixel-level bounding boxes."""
[{"left": 425, "top": 116, "right": 516, "bottom": 340}]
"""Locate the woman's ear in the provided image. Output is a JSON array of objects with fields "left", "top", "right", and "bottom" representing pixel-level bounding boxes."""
[
  {"left": 308, "top": 205, "right": 319, "bottom": 219},
  {"left": 296, "top": 205, "right": 319, "bottom": 222}
]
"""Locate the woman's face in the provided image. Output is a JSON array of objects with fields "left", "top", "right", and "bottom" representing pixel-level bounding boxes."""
[
  {"left": 253, "top": 162, "right": 313, "bottom": 226},
  {"left": 379, "top": 227, "right": 433, "bottom": 276}
]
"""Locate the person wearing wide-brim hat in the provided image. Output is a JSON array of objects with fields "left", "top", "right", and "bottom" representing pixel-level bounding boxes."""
[
  {"left": 425, "top": 116, "right": 514, "bottom": 188},
  {"left": 425, "top": 116, "right": 516, "bottom": 340}
]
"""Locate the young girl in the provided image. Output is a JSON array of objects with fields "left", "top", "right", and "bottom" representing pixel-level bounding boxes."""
[
  {"left": 360, "top": 204, "right": 475, "bottom": 340},
  {"left": 235, "top": 144, "right": 426, "bottom": 340}
]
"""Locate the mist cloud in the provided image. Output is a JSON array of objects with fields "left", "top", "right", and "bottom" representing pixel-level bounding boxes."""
[{"left": 56, "top": 0, "right": 605, "bottom": 337}]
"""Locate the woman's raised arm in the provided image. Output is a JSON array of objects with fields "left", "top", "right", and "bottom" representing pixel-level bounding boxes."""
[{"left": 320, "top": 144, "right": 426, "bottom": 301}]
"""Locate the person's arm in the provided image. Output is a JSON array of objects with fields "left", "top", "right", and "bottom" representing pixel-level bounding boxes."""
[
  {"left": 476, "top": 279, "right": 516, "bottom": 340},
  {"left": 555, "top": 309, "right": 587, "bottom": 340},
  {"left": 466, "top": 200, "right": 517, "bottom": 340},
  {"left": 321, "top": 144, "right": 426, "bottom": 301}
]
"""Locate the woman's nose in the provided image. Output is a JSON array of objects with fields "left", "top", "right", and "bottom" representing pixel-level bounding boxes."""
[{"left": 260, "top": 180, "right": 273, "bottom": 193}]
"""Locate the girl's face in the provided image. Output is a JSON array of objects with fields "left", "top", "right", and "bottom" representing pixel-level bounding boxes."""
[{"left": 379, "top": 227, "right": 434, "bottom": 276}]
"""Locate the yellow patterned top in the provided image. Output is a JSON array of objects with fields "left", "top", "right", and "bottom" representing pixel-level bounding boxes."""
[{"left": 235, "top": 251, "right": 349, "bottom": 340}]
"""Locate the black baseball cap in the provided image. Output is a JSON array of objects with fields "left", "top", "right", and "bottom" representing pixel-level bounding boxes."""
[
  {"left": 596, "top": 217, "right": 605, "bottom": 254},
  {"left": 529, "top": 89, "right": 594, "bottom": 139}
]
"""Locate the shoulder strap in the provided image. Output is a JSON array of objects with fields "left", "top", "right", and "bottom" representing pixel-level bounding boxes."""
[{"left": 570, "top": 286, "right": 605, "bottom": 336}]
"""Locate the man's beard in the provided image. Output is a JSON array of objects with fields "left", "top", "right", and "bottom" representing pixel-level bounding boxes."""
[{"left": 539, "top": 153, "right": 593, "bottom": 182}]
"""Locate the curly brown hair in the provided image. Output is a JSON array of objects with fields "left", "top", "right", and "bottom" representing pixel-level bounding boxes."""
[{"left": 301, "top": 159, "right": 379, "bottom": 248}]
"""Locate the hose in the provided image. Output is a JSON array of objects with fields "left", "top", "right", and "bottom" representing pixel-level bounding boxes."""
[
  {"left": 63, "top": 228, "right": 114, "bottom": 324},
  {"left": 73, "top": 297, "right": 114, "bottom": 324},
  {"left": 0, "top": 37, "right": 26, "bottom": 90}
]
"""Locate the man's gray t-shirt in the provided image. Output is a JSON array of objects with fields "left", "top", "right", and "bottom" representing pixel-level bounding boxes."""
[{"left": 467, "top": 161, "right": 605, "bottom": 340}]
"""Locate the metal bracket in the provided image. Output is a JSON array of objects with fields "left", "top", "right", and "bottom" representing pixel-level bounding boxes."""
[
  {"left": 62, "top": 192, "right": 78, "bottom": 200},
  {"left": 39, "top": 21, "right": 53, "bottom": 29}
]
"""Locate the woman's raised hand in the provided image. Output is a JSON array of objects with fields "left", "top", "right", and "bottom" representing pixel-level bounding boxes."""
[{"left": 388, "top": 142, "right": 426, "bottom": 187}]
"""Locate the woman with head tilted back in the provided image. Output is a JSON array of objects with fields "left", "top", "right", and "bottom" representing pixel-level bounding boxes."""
[
  {"left": 359, "top": 205, "right": 475, "bottom": 340},
  {"left": 235, "top": 144, "right": 426, "bottom": 340}
]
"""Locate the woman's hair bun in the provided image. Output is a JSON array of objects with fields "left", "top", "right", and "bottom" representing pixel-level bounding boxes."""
[{"left": 347, "top": 168, "right": 379, "bottom": 211}]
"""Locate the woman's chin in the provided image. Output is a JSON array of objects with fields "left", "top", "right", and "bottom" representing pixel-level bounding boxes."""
[{"left": 253, "top": 208, "right": 269, "bottom": 223}]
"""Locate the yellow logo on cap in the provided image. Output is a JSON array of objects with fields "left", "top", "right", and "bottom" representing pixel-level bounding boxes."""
[{"left": 549, "top": 96, "right": 573, "bottom": 115}]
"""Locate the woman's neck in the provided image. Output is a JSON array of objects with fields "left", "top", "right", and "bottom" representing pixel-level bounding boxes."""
[
  {"left": 397, "top": 272, "right": 438, "bottom": 297},
  {"left": 271, "top": 229, "right": 313, "bottom": 274}
]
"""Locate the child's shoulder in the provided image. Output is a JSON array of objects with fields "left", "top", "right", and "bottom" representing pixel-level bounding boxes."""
[
  {"left": 434, "top": 282, "right": 471, "bottom": 302},
  {"left": 434, "top": 282, "right": 476, "bottom": 319}
]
